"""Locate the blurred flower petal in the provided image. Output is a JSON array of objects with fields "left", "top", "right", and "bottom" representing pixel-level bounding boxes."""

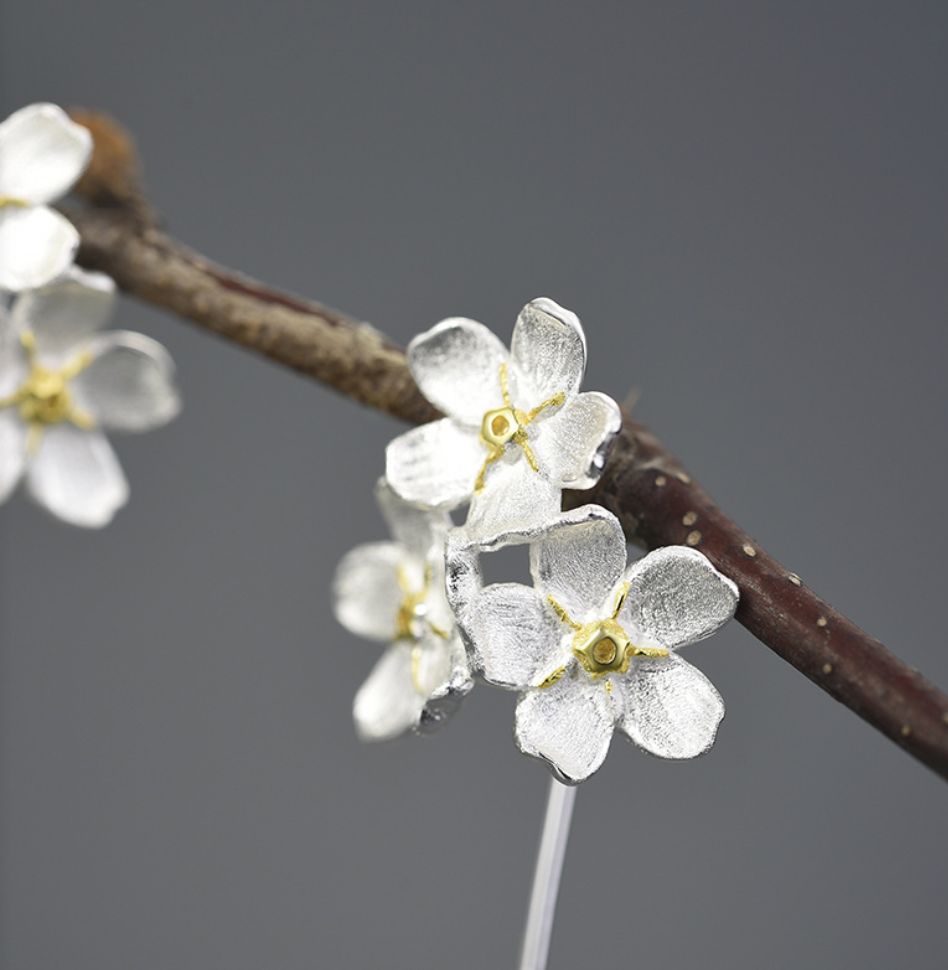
[
  {"left": 25, "top": 424, "right": 128, "bottom": 527},
  {"left": 0, "top": 103, "right": 92, "bottom": 204},
  {"left": 9, "top": 267, "right": 115, "bottom": 367},
  {"left": 0, "top": 206, "right": 78, "bottom": 292},
  {"left": 333, "top": 541, "right": 405, "bottom": 642},
  {"left": 72, "top": 331, "right": 181, "bottom": 431}
]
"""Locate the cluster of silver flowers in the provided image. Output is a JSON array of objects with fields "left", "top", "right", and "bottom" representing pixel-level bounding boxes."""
[{"left": 334, "top": 298, "right": 738, "bottom": 784}]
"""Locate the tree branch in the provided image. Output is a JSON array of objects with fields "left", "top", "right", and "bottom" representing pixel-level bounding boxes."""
[{"left": 65, "top": 111, "right": 948, "bottom": 781}]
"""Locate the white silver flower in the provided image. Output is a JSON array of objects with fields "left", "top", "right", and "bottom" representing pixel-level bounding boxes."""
[
  {"left": 447, "top": 505, "right": 739, "bottom": 784},
  {"left": 333, "top": 480, "right": 473, "bottom": 742},
  {"left": 0, "top": 103, "right": 93, "bottom": 292},
  {"left": 385, "top": 298, "right": 621, "bottom": 535},
  {"left": 0, "top": 266, "right": 181, "bottom": 527}
]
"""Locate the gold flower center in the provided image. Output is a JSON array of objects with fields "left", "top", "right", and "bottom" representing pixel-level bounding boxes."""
[
  {"left": 0, "top": 332, "right": 95, "bottom": 450},
  {"left": 394, "top": 563, "right": 450, "bottom": 696},
  {"left": 481, "top": 406, "right": 517, "bottom": 447},
  {"left": 394, "top": 563, "right": 449, "bottom": 644},
  {"left": 474, "top": 363, "right": 565, "bottom": 494},
  {"left": 572, "top": 617, "right": 633, "bottom": 677},
  {"left": 542, "top": 581, "right": 669, "bottom": 686}
]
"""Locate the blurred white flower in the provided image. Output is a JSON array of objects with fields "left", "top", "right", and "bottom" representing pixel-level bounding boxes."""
[
  {"left": 333, "top": 480, "right": 473, "bottom": 742},
  {"left": 385, "top": 298, "right": 621, "bottom": 536},
  {"left": 0, "top": 103, "right": 93, "bottom": 292},
  {"left": 447, "top": 505, "right": 738, "bottom": 784},
  {"left": 0, "top": 266, "right": 181, "bottom": 527}
]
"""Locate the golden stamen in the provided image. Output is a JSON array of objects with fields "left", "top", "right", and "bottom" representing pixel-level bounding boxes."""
[
  {"left": 27, "top": 424, "right": 44, "bottom": 456},
  {"left": 410, "top": 644, "right": 426, "bottom": 694},
  {"left": 547, "top": 594, "right": 581, "bottom": 632},
  {"left": 499, "top": 362, "right": 513, "bottom": 407},
  {"left": 474, "top": 363, "right": 567, "bottom": 492},
  {"left": 474, "top": 446, "right": 504, "bottom": 494},
  {"left": 513, "top": 429, "right": 539, "bottom": 472},
  {"left": 538, "top": 666, "right": 567, "bottom": 690},
  {"left": 524, "top": 391, "right": 566, "bottom": 425}
]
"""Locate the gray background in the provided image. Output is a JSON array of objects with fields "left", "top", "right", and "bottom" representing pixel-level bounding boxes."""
[{"left": 2, "top": 2, "right": 947, "bottom": 967}]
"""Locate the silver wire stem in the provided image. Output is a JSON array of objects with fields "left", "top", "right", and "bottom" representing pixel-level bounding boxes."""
[{"left": 518, "top": 778, "right": 577, "bottom": 970}]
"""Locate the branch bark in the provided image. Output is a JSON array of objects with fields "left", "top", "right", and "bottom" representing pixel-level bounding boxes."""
[{"left": 65, "top": 112, "right": 948, "bottom": 781}]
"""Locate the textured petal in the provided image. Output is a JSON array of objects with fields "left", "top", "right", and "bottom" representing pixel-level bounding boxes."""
[
  {"left": 530, "top": 391, "right": 621, "bottom": 489},
  {"left": 510, "top": 298, "right": 586, "bottom": 403},
  {"left": 0, "top": 103, "right": 92, "bottom": 204},
  {"left": 617, "top": 653, "right": 725, "bottom": 759},
  {"left": 408, "top": 317, "right": 509, "bottom": 425},
  {"left": 530, "top": 505, "right": 626, "bottom": 623},
  {"left": 515, "top": 672, "right": 615, "bottom": 785},
  {"left": 375, "top": 477, "right": 449, "bottom": 564},
  {"left": 620, "top": 546, "right": 739, "bottom": 651},
  {"left": 444, "top": 525, "right": 484, "bottom": 630},
  {"left": 529, "top": 505, "right": 627, "bottom": 625},
  {"left": 9, "top": 267, "right": 115, "bottom": 365},
  {"left": 0, "top": 410, "right": 28, "bottom": 503},
  {"left": 465, "top": 454, "right": 561, "bottom": 537},
  {"left": 25, "top": 424, "right": 128, "bottom": 527},
  {"left": 385, "top": 418, "right": 484, "bottom": 509},
  {"left": 70, "top": 331, "right": 181, "bottom": 432},
  {"left": 353, "top": 643, "right": 428, "bottom": 742},
  {"left": 333, "top": 541, "right": 404, "bottom": 641},
  {"left": 0, "top": 206, "right": 78, "bottom": 292},
  {"left": 465, "top": 583, "right": 566, "bottom": 687}
]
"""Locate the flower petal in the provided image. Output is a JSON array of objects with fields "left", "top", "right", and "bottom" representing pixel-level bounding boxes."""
[
  {"left": 529, "top": 505, "right": 628, "bottom": 625},
  {"left": 620, "top": 546, "right": 739, "bottom": 651},
  {"left": 515, "top": 672, "right": 615, "bottom": 784},
  {"left": 375, "top": 477, "right": 449, "bottom": 564},
  {"left": 408, "top": 317, "right": 509, "bottom": 425},
  {"left": 0, "top": 103, "right": 92, "bottom": 204},
  {"left": 70, "top": 331, "right": 181, "bottom": 432},
  {"left": 8, "top": 267, "right": 115, "bottom": 365},
  {"left": 385, "top": 417, "right": 484, "bottom": 509},
  {"left": 0, "top": 206, "right": 78, "bottom": 293},
  {"left": 414, "top": 634, "right": 474, "bottom": 735},
  {"left": 617, "top": 653, "right": 725, "bottom": 759},
  {"left": 333, "top": 541, "right": 404, "bottom": 641},
  {"left": 25, "top": 424, "right": 128, "bottom": 527},
  {"left": 530, "top": 391, "right": 621, "bottom": 489},
  {"left": 465, "top": 583, "right": 566, "bottom": 687},
  {"left": 444, "top": 525, "right": 484, "bottom": 629},
  {"left": 0, "top": 410, "right": 28, "bottom": 503},
  {"left": 465, "top": 455, "right": 561, "bottom": 537},
  {"left": 353, "top": 643, "right": 428, "bottom": 742},
  {"left": 510, "top": 298, "right": 586, "bottom": 403},
  {"left": 353, "top": 636, "right": 472, "bottom": 742}
]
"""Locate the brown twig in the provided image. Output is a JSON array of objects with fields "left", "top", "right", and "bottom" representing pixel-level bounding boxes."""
[{"left": 65, "top": 112, "right": 948, "bottom": 781}]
